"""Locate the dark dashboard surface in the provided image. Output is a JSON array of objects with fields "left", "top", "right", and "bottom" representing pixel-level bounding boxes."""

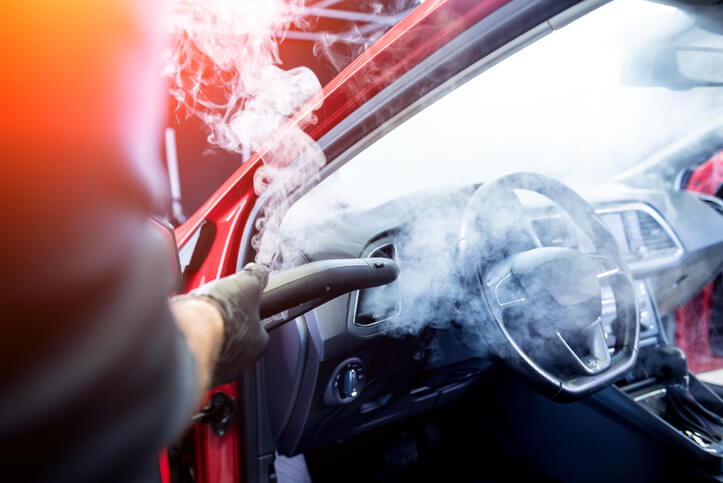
[{"left": 264, "top": 183, "right": 723, "bottom": 456}]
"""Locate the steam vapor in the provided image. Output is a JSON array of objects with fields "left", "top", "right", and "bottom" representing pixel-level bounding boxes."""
[
  {"left": 165, "top": 0, "right": 326, "bottom": 265},
  {"left": 277, "top": 1, "right": 723, "bottom": 366}
]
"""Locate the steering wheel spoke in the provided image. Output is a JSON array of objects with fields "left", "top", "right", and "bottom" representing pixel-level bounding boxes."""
[
  {"left": 588, "top": 253, "right": 622, "bottom": 279},
  {"left": 556, "top": 320, "right": 612, "bottom": 375},
  {"left": 493, "top": 272, "right": 527, "bottom": 307},
  {"left": 524, "top": 216, "right": 544, "bottom": 248},
  {"left": 508, "top": 188, "right": 546, "bottom": 249}
]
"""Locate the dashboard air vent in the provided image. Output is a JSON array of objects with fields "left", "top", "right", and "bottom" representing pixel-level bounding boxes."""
[
  {"left": 599, "top": 205, "right": 682, "bottom": 266},
  {"left": 699, "top": 195, "right": 723, "bottom": 217},
  {"left": 621, "top": 209, "right": 678, "bottom": 261},
  {"left": 354, "top": 243, "right": 400, "bottom": 326}
]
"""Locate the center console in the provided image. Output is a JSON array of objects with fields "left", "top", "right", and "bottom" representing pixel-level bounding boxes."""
[
  {"left": 595, "top": 272, "right": 723, "bottom": 477},
  {"left": 603, "top": 345, "right": 723, "bottom": 475}
]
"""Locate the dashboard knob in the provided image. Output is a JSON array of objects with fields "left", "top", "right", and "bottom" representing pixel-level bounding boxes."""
[
  {"left": 340, "top": 368, "right": 359, "bottom": 399},
  {"left": 325, "top": 358, "right": 366, "bottom": 405}
]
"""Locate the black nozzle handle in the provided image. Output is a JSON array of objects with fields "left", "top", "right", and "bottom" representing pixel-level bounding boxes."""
[{"left": 260, "top": 258, "right": 399, "bottom": 331}]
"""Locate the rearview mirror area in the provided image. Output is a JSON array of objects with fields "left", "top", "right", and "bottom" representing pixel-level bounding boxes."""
[
  {"left": 676, "top": 47, "right": 723, "bottom": 85},
  {"left": 621, "top": 9, "right": 723, "bottom": 90},
  {"left": 622, "top": 43, "right": 723, "bottom": 90}
]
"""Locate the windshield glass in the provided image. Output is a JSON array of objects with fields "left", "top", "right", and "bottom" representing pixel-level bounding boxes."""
[
  {"left": 276, "top": 0, "right": 723, "bottom": 378},
  {"left": 287, "top": 0, "right": 723, "bottom": 214}
]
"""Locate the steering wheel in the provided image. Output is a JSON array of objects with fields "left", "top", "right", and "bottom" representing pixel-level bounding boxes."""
[{"left": 459, "top": 172, "right": 639, "bottom": 401}]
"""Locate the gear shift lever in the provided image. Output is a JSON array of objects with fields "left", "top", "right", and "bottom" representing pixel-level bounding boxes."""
[
  {"left": 649, "top": 346, "right": 723, "bottom": 443},
  {"left": 656, "top": 345, "right": 689, "bottom": 387}
]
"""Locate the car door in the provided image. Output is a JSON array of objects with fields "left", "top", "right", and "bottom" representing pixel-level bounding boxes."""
[{"left": 168, "top": 1, "right": 584, "bottom": 482}]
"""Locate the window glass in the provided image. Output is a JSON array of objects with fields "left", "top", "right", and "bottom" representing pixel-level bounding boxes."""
[
  {"left": 281, "top": 0, "right": 723, "bottom": 376},
  {"left": 288, "top": 1, "right": 722, "bottom": 215}
]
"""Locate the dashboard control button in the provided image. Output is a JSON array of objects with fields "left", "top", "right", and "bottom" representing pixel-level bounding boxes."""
[
  {"left": 325, "top": 358, "right": 367, "bottom": 405},
  {"left": 341, "top": 368, "right": 359, "bottom": 399}
]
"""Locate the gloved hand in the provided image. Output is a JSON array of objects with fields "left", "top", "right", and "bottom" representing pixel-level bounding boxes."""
[{"left": 183, "top": 263, "right": 269, "bottom": 387}]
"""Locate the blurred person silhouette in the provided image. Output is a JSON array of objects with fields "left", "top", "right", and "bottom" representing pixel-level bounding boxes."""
[{"left": 0, "top": 2, "right": 269, "bottom": 481}]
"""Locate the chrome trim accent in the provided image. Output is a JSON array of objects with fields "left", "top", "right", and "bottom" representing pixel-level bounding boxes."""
[
  {"left": 495, "top": 273, "right": 527, "bottom": 307},
  {"left": 633, "top": 387, "right": 667, "bottom": 402},
  {"left": 597, "top": 268, "right": 621, "bottom": 279}
]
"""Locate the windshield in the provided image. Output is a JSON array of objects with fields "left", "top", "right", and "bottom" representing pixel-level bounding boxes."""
[
  {"left": 274, "top": 1, "right": 723, "bottom": 378},
  {"left": 286, "top": 0, "right": 723, "bottom": 215}
]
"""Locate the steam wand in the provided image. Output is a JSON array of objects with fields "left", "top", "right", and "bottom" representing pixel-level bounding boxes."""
[{"left": 258, "top": 258, "right": 400, "bottom": 331}]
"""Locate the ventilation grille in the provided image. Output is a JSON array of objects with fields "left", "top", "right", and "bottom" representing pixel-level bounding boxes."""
[
  {"left": 700, "top": 195, "right": 723, "bottom": 217},
  {"left": 620, "top": 209, "right": 678, "bottom": 261},
  {"left": 354, "top": 243, "right": 400, "bottom": 326}
]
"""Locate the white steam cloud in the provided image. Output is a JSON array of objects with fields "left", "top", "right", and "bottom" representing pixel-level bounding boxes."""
[
  {"left": 313, "top": 24, "right": 378, "bottom": 73},
  {"left": 291, "top": 1, "right": 723, "bottom": 216},
  {"left": 311, "top": 1, "right": 420, "bottom": 85},
  {"left": 276, "top": 0, "right": 722, "bottom": 366},
  {"left": 165, "top": 0, "right": 326, "bottom": 265},
  {"left": 163, "top": 0, "right": 721, "bottom": 371}
]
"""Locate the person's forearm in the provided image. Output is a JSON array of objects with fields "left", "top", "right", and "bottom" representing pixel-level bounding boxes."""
[
  {"left": 169, "top": 264, "right": 269, "bottom": 410},
  {"left": 170, "top": 297, "right": 225, "bottom": 407}
]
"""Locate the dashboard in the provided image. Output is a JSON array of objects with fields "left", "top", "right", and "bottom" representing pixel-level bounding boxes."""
[{"left": 263, "top": 184, "right": 723, "bottom": 456}]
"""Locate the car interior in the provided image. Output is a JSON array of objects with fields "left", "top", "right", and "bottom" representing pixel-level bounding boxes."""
[{"left": 171, "top": 0, "right": 723, "bottom": 481}]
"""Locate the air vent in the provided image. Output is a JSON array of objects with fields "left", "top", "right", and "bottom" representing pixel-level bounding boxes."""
[
  {"left": 699, "top": 195, "right": 723, "bottom": 217},
  {"left": 354, "top": 243, "right": 400, "bottom": 326},
  {"left": 371, "top": 243, "right": 396, "bottom": 260},
  {"left": 623, "top": 209, "right": 678, "bottom": 261}
]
